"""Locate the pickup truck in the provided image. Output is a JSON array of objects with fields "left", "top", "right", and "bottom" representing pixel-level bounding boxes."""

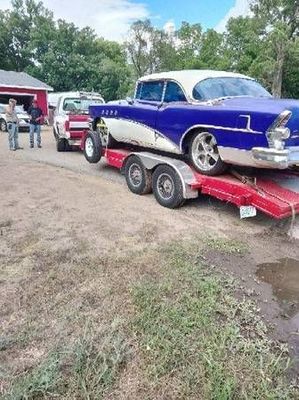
[{"left": 50, "top": 91, "right": 104, "bottom": 151}]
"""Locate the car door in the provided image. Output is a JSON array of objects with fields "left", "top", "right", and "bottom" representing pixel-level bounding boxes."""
[
  {"left": 155, "top": 80, "right": 188, "bottom": 152},
  {"left": 104, "top": 80, "right": 164, "bottom": 149}
]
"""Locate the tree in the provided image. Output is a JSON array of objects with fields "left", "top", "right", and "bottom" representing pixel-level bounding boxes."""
[
  {"left": 176, "top": 22, "right": 202, "bottom": 69},
  {"left": 251, "top": 0, "right": 299, "bottom": 97},
  {"left": 125, "top": 20, "right": 158, "bottom": 78},
  {"left": 197, "top": 29, "right": 228, "bottom": 70}
]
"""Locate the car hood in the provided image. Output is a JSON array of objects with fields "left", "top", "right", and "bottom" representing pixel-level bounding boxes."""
[{"left": 18, "top": 113, "right": 29, "bottom": 119}]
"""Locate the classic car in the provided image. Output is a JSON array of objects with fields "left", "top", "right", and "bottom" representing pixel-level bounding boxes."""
[{"left": 88, "top": 70, "right": 299, "bottom": 175}]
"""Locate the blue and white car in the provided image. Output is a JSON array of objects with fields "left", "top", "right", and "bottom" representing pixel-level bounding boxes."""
[{"left": 88, "top": 70, "right": 299, "bottom": 175}]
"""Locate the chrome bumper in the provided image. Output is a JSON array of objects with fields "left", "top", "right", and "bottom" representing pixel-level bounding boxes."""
[{"left": 252, "top": 146, "right": 299, "bottom": 169}]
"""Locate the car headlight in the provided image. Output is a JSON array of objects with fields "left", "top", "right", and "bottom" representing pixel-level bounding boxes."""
[{"left": 266, "top": 110, "right": 292, "bottom": 150}]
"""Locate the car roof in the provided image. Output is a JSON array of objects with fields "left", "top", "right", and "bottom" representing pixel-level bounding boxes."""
[
  {"left": 48, "top": 91, "right": 104, "bottom": 107},
  {"left": 138, "top": 69, "right": 253, "bottom": 99}
]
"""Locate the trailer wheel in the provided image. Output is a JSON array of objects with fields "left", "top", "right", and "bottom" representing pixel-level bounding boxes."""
[
  {"left": 152, "top": 164, "right": 185, "bottom": 209},
  {"left": 125, "top": 155, "right": 152, "bottom": 195},
  {"left": 84, "top": 131, "right": 102, "bottom": 163}
]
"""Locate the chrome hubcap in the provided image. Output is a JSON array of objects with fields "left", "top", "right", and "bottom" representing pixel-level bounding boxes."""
[
  {"left": 129, "top": 163, "right": 142, "bottom": 187},
  {"left": 85, "top": 137, "right": 94, "bottom": 157},
  {"left": 157, "top": 173, "right": 174, "bottom": 199},
  {"left": 192, "top": 133, "right": 219, "bottom": 171}
]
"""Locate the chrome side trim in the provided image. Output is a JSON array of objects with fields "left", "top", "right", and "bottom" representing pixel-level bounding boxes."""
[{"left": 179, "top": 123, "right": 263, "bottom": 151}]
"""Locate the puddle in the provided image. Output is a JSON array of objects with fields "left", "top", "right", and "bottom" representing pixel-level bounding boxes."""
[{"left": 256, "top": 258, "right": 299, "bottom": 330}]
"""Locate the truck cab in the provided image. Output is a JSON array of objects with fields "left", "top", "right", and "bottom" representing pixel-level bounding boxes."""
[{"left": 50, "top": 91, "right": 104, "bottom": 151}]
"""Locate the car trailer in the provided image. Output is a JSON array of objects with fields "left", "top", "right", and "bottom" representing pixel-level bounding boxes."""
[{"left": 82, "top": 134, "right": 299, "bottom": 219}]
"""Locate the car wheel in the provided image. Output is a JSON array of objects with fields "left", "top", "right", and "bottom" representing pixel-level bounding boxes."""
[
  {"left": 83, "top": 131, "right": 102, "bottom": 163},
  {"left": 152, "top": 164, "right": 185, "bottom": 209},
  {"left": 125, "top": 155, "right": 152, "bottom": 195},
  {"left": 189, "top": 131, "right": 227, "bottom": 175},
  {"left": 0, "top": 119, "right": 7, "bottom": 132},
  {"left": 56, "top": 138, "right": 66, "bottom": 152}
]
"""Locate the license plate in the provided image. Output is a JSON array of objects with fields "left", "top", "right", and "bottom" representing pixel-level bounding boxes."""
[{"left": 240, "top": 205, "right": 257, "bottom": 219}]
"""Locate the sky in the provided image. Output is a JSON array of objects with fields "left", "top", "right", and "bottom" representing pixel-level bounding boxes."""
[{"left": 0, "top": 0, "right": 251, "bottom": 42}]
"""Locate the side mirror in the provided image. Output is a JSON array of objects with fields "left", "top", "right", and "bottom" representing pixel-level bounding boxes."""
[{"left": 126, "top": 97, "right": 134, "bottom": 105}]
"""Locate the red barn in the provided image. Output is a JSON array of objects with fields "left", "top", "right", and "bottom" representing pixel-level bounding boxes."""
[{"left": 0, "top": 70, "right": 53, "bottom": 116}]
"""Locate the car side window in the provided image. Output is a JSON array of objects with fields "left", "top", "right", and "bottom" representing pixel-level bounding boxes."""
[
  {"left": 138, "top": 81, "right": 164, "bottom": 102},
  {"left": 164, "top": 81, "right": 187, "bottom": 103}
]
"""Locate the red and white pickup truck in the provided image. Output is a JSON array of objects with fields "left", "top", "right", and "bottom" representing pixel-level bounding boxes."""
[{"left": 49, "top": 91, "right": 104, "bottom": 151}]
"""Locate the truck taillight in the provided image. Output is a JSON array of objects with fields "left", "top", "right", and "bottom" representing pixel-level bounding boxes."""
[{"left": 64, "top": 120, "right": 70, "bottom": 131}]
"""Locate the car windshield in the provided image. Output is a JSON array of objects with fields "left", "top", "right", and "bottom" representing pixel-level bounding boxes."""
[
  {"left": 192, "top": 77, "right": 271, "bottom": 101},
  {"left": 63, "top": 97, "right": 103, "bottom": 112}
]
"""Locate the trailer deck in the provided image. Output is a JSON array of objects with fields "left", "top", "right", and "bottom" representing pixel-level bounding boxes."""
[{"left": 96, "top": 147, "right": 299, "bottom": 219}]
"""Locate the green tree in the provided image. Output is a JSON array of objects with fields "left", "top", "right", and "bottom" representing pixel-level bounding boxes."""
[
  {"left": 251, "top": 0, "right": 299, "bottom": 97},
  {"left": 197, "top": 29, "right": 228, "bottom": 70}
]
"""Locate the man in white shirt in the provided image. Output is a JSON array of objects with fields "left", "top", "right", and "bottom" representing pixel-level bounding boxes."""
[{"left": 5, "top": 99, "right": 23, "bottom": 151}]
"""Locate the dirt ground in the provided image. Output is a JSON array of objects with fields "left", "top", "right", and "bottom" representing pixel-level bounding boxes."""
[{"left": 1, "top": 127, "right": 299, "bottom": 397}]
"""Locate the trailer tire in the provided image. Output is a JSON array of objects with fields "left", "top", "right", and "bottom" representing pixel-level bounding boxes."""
[
  {"left": 152, "top": 164, "right": 185, "bottom": 209},
  {"left": 125, "top": 155, "right": 152, "bottom": 195},
  {"left": 84, "top": 131, "right": 102, "bottom": 163}
]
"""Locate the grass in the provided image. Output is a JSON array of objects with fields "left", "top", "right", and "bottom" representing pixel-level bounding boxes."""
[
  {"left": 68, "top": 322, "right": 130, "bottom": 399},
  {"left": 4, "top": 352, "right": 62, "bottom": 400},
  {"left": 204, "top": 236, "right": 248, "bottom": 255},
  {"left": 2, "top": 238, "right": 298, "bottom": 399},
  {"left": 132, "top": 242, "right": 296, "bottom": 399},
  {"left": 3, "top": 322, "right": 130, "bottom": 400}
]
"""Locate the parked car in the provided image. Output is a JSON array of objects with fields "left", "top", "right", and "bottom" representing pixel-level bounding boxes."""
[
  {"left": 50, "top": 91, "right": 104, "bottom": 151},
  {"left": 88, "top": 70, "right": 299, "bottom": 175},
  {"left": 0, "top": 104, "right": 30, "bottom": 132}
]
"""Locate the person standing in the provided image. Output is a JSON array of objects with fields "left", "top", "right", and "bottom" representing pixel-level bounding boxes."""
[
  {"left": 5, "top": 98, "right": 23, "bottom": 151},
  {"left": 28, "top": 99, "right": 43, "bottom": 148}
]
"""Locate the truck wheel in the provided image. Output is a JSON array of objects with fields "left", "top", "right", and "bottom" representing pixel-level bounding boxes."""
[
  {"left": 152, "top": 164, "right": 185, "bottom": 209},
  {"left": 125, "top": 155, "right": 152, "bottom": 195},
  {"left": 64, "top": 140, "right": 72, "bottom": 152},
  {"left": 56, "top": 138, "right": 66, "bottom": 152},
  {"left": 84, "top": 131, "right": 102, "bottom": 163}
]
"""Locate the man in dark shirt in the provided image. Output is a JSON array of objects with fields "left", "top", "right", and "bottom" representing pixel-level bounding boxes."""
[{"left": 28, "top": 99, "right": 43, "bottom": 148}]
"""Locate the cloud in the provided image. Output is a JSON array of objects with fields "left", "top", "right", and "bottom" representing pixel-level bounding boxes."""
[
  {"left": 215, "top": 0, "right": 251, "bottom": 32},
  {"left": 0, "top": 0, "right": 150, "bottom": 42}
]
